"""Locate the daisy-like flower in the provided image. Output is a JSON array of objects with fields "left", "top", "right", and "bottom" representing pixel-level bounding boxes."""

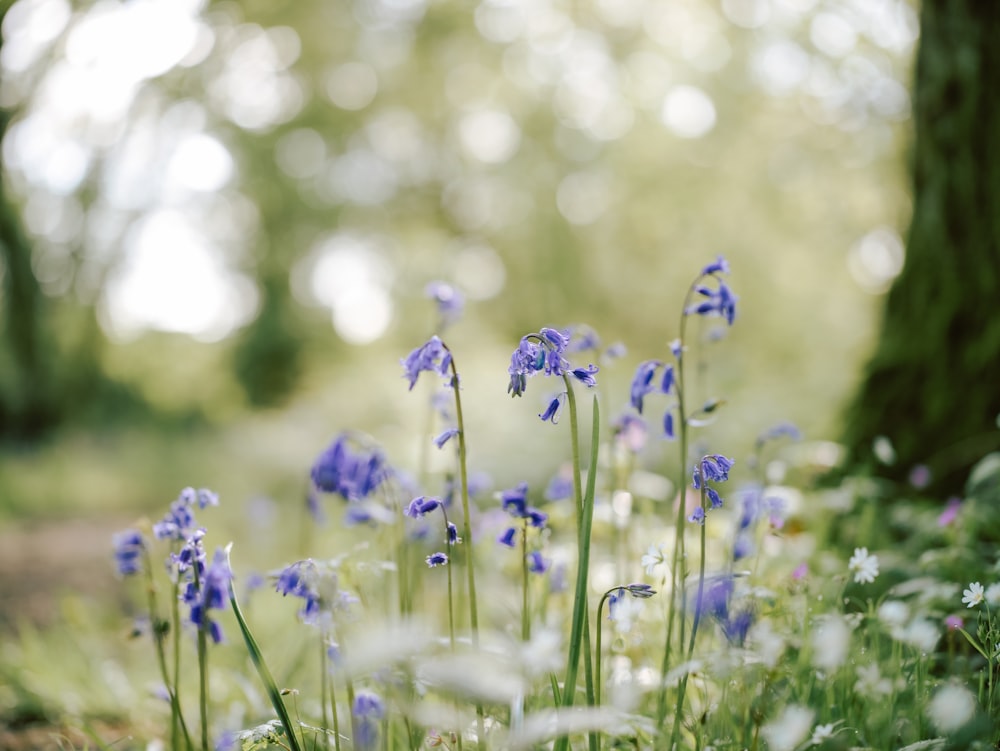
[
  {"left": 847, "top": 547, "right": 879, "bottom": 584},
  {"left": 809, "top": 722, "right": 838, "bottom": 745},
  {"left": 962, "top": 581, "right": 985, "bottom": 608},
  {"left": 641, "top": 543, "right": 665, "bottom": 575}
]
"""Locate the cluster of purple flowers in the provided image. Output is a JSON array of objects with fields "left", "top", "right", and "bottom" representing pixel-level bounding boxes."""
[
  {"left": 506, "top": 327, "right": 599, "bottom": 408},
  {"left": 152, "top": 487, "right": 219, "bottom": 541},
  {"left": 401, "top": 335, "right": 453, "bottom": 391},
  {"left": 352, "top": 691, "right": 385, "bottom": 751},
  {"left": 311, "top": 434, "right": 391, "bottom": 524},
  {"left": 688, "top": 454, "right": 735, "bottom": 525},
  {"left": 685, "top": 255, "right": 738, "bottom": 326},
  {"left": 691, "top": 574, "right": 753, "bottom": 646},
  {"left": 404, "top": 495, "right": 460, "bottom": 568},
  {"left": 175, "top": 532, "right": 231, "bottom": 643},
  {"left": 607, "top": 583, "right": 656, "bottom": 620},
  {"left": 629, "top": 357, "right": 678, "bottom": 439},
  {"left": 497, "top": 482, "right": 550, "bottom": 573},
  {"left": 275, "top": 559, "right": 322, "bottom": 622},
  {"left": 112, "top": 529, "right": 145, "bottom": 576}
]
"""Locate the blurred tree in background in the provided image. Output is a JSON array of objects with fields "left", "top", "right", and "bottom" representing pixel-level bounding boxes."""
[
  {"left": 843, "top": 0, "right": 1000, "bottom": 495},
  {"left": 0, "top": 0, "right": 919, "bottom": 488}
]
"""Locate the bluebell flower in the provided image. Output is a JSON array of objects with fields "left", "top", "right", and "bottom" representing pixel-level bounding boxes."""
[
  {"left": 544, "top": 467, "right": 574, "bottom": 501},
  {"left": 701, "top": 255, "right": 730, "bottom": 276},
  {"left": 700, "top": 454, "right": 735, "bottom": 484},
  {"left": 539, "top": 394, "right": 564, "bottom": 423},
  {"left": 527, "top": 551, "right": 549, "bottom": 574},
  {"left": 352, "top": 692, "right": 385, "bottom": 751},
  {"left": 663, "top": 411, "right": 675, "bottom": 440},
  {"left": 570, "top": 364, "right": 599, "bottom": 387},
  {"left": 196, "top": 488, "right": 220, "bottom": 509},
  {"left": 498, "top": 527, "right": 518, "bottom": 548},
  {"left": 625, "top": 583, "right": 656, "bottom": 598},
  {"left": 175, "top": 528, "right": 207, "bottom": 574},
  {"left": 607, "top": 583, "right": 656, "bottom": 622},
  {"left": 447, "top": 522, "right": 461, "bottom": 545},
  {"left": 500, "top": 482, "right": 529, "bottom": 516},
  {"left": 629, "top": 360, "right": 661, "bottom": 414},
  {"left": 706, "top": 487, "right": 723, "bottom": 509},
  {"left": 426, "top": 552, "right": 449, "bottom": 567},
  {"left": 276, "top": 560, "right": 320, "bottom": 621},
  {"left": 189, "top": 548, "right": 232, "bottom": 644},
  {"left": 508, "top": 326, "right": 596, "bottom": 397},
  {"left": 153, "top": 491, "right": 198, "bottom": 541},
  {"left": 733, "top": 532, "right": 754, "bottom": 561},
  {"left": 688, "top": 507, "right": 705, "bottom": 525},
  {"left": 686, "top": 281, "right": 737, "bottom": 326},
  {"left": 311, "top": 434, "right": 390, "bottom": 503},
  {"left": 405, "top": 496, "right": 442, "bottom": 518},
  {"left": 691, "top": 573, "right": 753, "bottom": 646},
  {"left": 433, "top": 428, "right": 459, "bottom": 449},
  {"left": 113, "top": 529, "right": 145, "bottom": 577},
  {"left": 660, "top": 364, "right": 675, "bottom": 394},
  {"left": 669, "top": 338, "right": 683, "bottom": 360},
  {"left": 401, "top": 335, "right": 453, "bottom": 391},
  {"left": 425, "top": 281, "right": 464, "bottom": 325},
  {"left": 526, "top": 508, "right": 548, "bottom": 528}
]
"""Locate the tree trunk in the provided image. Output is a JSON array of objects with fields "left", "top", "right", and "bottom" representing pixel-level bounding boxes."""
[{"left": 842, "top": 0, "right": 1000, "bottom": 494}]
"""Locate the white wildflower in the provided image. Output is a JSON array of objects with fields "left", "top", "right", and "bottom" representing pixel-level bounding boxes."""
[
  {"left": 985, "top": 582, "right": 1000, "bottom": 607},
  {"left": 809, "top": 721, "right": 840, "bottom": 745},
  {"left": 854, "top": 662, "right": 892, "bottom": 697},
  {"left": 901, "top": 618, "right": 940, "bottom": 653},
  {"left": 761, "top": 705, "right": 813, "bottom": 751},
  {"left": 641, "top": 543, "right": 665, "bottom": 575},
  {"left": 926, "top": 682, "right": 976, "bottom": 733},
  {"left": 962, "top": 581, "right": 985, "bottom": 608},
  {"left": 811, "top": 615, "right": 850, "bottom": 671},
  {"left": 848, "top": 547, "right": 879, "bottom": 584},
  {"left": 877, "top": 600, "right": 909, "bottom": 628},
  {"left": 748, "top": 619, "right": 786, "bottom": 669}
]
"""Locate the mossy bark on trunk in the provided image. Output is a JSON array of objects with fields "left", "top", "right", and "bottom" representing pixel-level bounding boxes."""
[{"left": 842, "top": 0, "right": 1000, "bottom": 493}]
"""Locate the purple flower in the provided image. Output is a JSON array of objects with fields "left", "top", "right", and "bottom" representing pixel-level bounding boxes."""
[
  {"left": 190, "top": 548, "right": 232, "bottom": 644},
  {"left": 426, "top": 552, "right": 449, "bottom": 567},
  {"left": 570, "top": 364, "right": 599, "bottom": 387},
  {"left": 663, "top": 411, "right": 675, "bottom": 440},
  {"left": 447, "top": 522, "right": 461, "bottom": 545},
  {"left": 507, "top": 338, "right": 545, "bottom": 396},
  {"left": 433, "top": 428, "right": 460, "bottom": 449},
  {"left": 196, "top": 489, "right": 220, "bottom": 509},
  {"left": 539, "top": 394, "right": 564, "bottom": 423},
  {"left": 686, "top": 280, "right": 737, "bottom": 326},
  {"left": 405, "top": 496, "right": 442, "bottom": 518},
  {"left": 701, "top": 255, "right": 730, "bottom": 276},
  {"left": 311, "top": 435, "right": 390, "bottom": 502},
  {"left": 527, "top": 551, "right": 549, "bottom": 574},
  {"left": 425, "top": 281, "right": 464, "bottom": 325},
  {"left": 629, "top": 360, "right": 661, "bottom": 414},
  {"left": 497, "top": 527, "right": 518, "bottom": 548},
  {"left": 688, "top": 507, "right": 705, "bottom": 525},
  {"left": 352, "top": 692, "right": 385, "bottom": 751},
  {"left": 153, "top": 489, "right": 199, "bottom": 541},
  {"left": 401, "top": 336, "right": 452, "bottom": 391},
  {"left": 500, "top": 482, "right": 529, "bottom": 516},
  {"left": 694, "top": 455, "right": 735, "bottom": 486},
  {"left": 526, "top": 508, "right": 548, "bottom": 528},
  {"left": 112, "top": 529, "right": 145, "bottom": 576},
  {"left": 544, "top": 467, "right": 574, "bottom": 501}
]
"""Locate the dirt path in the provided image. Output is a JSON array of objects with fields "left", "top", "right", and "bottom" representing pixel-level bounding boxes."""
[{"left": 0, "top": 516, "right": 126, "bottom": 630}]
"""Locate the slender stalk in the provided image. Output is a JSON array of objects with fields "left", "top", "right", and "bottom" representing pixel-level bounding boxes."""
[
  {"left": 171, "top": 575, "right": 185, "bottom": 747},
  {"left": 595, "top": 591, "right": 612, "bottom": 710},
  {"left": 520, "top": 521, "right": 535, "bottom": 644},
  {"left": 669, "top": 483, "right": 708, "bottom": 748},
  {"left": 191, "top": 564, "right": 209, "bottom": 751},
  {"left": 141, "top": 548, "right": 192, "bottom": 751},
  {"left": 225, "top": 547, "right": 304, "bottom": 751},
  {"left": 657, "top": 288, "right": 697, "bottom": 733},
  {"left": 328, "top": 646, "right": 342, "bottom": 751},
  {"left": 553, "top": 393, "right": 600, "bottom": 751},
  {"left": 444, "top": 351, "right": 485, "bottom": 748},
  {"left": 320, "top": 633, "right": 331, "bottom": 751}
]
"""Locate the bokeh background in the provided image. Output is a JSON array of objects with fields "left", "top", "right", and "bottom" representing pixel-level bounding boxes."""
[{"left": 0, "top": 0, "right": 917, "bottom": 623}]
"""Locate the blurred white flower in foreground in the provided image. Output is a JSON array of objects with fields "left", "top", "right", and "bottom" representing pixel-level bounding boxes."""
[
  {"left": 848, "top": 547, "right": 879, "bottom": 584},
  {"left": 762, "top": 705, "right": 813, "bottom": 751},
  {"left": 926, "top": 682, "right": 976, "bottom": 733}
]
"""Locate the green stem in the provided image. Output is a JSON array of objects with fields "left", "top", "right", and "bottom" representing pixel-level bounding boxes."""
[
  {"left": 320, "top": 633, "right": 331, "bottom": 751},
  {"left": 445, "top": 349, "right": 485, "bottom": 748},
  {"left": 658, "top": 290, "right": 696, "bottom": 734},
  {"left": 670, "top": 482, "right": 708, "bottom": 747},
  {"left": 521, "top": 520, "right": 530, "bottom": 642},
  {"left": 142, "top": 548, "right": 192, "bottom": 751},
  {"left": 193, "top": 565, "right": 209, "bottom": 751},
  {"left": 553, "top": 392, "right": 600, "bottom": 751},
  {"left": 225, "top": 546, "right": 304, "bottom": 751}
]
